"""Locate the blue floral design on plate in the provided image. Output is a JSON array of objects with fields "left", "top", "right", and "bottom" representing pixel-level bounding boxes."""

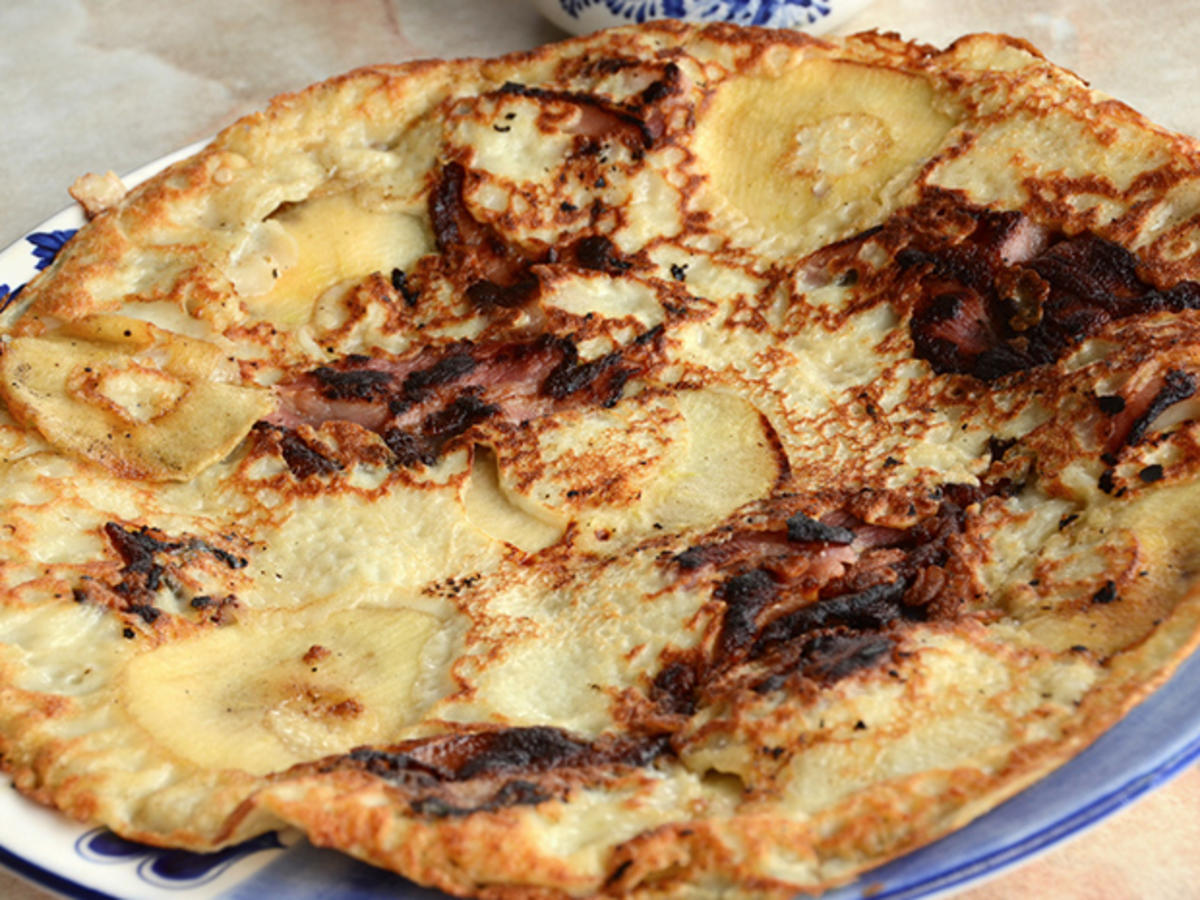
[
  {"left": 0, "top": 228, "right": 77, "bottom": 313},
  {"left": 28, "top": 228, "right": 77, "bottom": 270},
  {"left": 75, "top": 827, "right": 286, "bottom": 889},
  {"left": 557, "top": 0, "right": 832, "bottom": 26}
]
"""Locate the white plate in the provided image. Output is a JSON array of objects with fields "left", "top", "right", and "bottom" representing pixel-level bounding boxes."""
[{"left": 2, "top": 147, "right": 1200, "bottom": 900}]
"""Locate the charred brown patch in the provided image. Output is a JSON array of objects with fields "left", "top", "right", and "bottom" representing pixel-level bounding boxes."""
[
  {"left": 271, "top": 325, "right": 665, "bottom": 472},
  {"left": 655, "top": 483, "right": 992, "bottom": 706},
  {"left": 251, "top": 422, "right": 391, "bottom": 482},
  {"left": 1092, "top": 580, "right": 1119, "bottom": 604},
  {"left": 716, "top": 568, "right": 779, "bottom": 659},
  {"left": 637, "top": 62, "right": 682, "bottom": 107},
  {"left": 785, "top": 513, "right": 855, "bottom": 545},
  {"left": 315, "top": 727, "right": 673, "bottom": 819},
  {"left": 986, "top": 436, "right": 1018, "bottom": 464},
  {"left": 672, "top": 532, "right": 765, "bottom": 571},
  {"left": 337, "top": 727, "right": 670, "bottom": 782},
  {"left": 898, "top": 198, "right": 1200, "bottom": 380},
  {"left": 430, "top": 162, "right": 485, "bottom": 260},
  {"left": 382, "top": 393, "right": 500, "bottom": 467},
  {"left": 506, "top": 324, "right": 653, "bottom": 418},
  {"left": 455, "top": 727, "right": 597, "bottom": 779},
  {"left": 754, "top": 631, "right": 896, "bottom": 693},
  {"left": 187, "top": 593, "right": 239, "bottom": 625},
  {"left": 540, "top": 335, "right": 634, "bottom": 409},
  {"left": 401, "top": 352, "right": 478, "bottom": 400},
  {"left": 465, "top": 276, "right": 540, "bottom": 310},
  {"left": 104, "top": 523, "right": 247, "bottom": 579},
  {"left": 430, "top": 162, "right": 543, "bottom": 299},
  {"left": 571, "top": 235, "right": 632, "bottom": 273},
  {"left": 1139, "top": 463, "right": 1165, "bottom": 483},
  {"left": 429, "top": 160, "right": 647, "bottom": 313},
  {"left": 753, "top": 581, "right": 908, "bottom": 658},
  {"left": 650, "top": 661, "right": 699, "bottom": 718},
  {"left": 390, "top": 268, "right": 420, "bottom": 307},
  {"left": 311, "top": 366, "right": 394, "bottom": 401},
  {"left": 279, "top": 429, "right": 342, "bottom": 479},
  {"left": 72, "top": 523, "right": 249, "bottom": 627},
  {"left": 103, "top": 523, "right": 177, "bottom": 594}
]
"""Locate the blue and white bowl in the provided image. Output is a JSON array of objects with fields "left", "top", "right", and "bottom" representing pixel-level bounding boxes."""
[{"left": 531, "top": 0, "right": 873, "bottom": 36}]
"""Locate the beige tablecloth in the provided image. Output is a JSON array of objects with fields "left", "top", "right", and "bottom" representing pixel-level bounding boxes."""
[{"left": 4, "top": 1, "right": 1200, "bottom": 897}]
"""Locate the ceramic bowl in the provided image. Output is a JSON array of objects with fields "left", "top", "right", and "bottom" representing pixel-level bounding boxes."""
[{"left": 530, "top": 0, "right": 873, "bottom": 37}]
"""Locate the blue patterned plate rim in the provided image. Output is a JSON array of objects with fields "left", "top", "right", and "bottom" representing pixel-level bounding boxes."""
[
  {"left": 2, "top": 144, "right": 1200, "bottom": 900},
  {"left": 0, "top": 842, "right": 117, "bottom": 900}
]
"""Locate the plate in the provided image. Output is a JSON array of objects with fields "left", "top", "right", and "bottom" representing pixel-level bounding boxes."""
[{"left": 2, "top": 147, "right": 1200, "bottom": 900}]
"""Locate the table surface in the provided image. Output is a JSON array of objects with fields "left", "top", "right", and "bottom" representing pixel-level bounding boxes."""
[{"left": 4, "top": 1, "right": 1200, "bottom": 898}]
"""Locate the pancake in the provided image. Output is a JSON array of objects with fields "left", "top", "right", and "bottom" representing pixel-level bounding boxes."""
[{"left": 4, "top": 21, "right": 1200, "bottom": 898}]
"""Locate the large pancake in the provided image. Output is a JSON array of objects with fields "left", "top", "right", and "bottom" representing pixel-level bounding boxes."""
[{"left": 4, "top": 21, "right": 1200, "bottom": 898}]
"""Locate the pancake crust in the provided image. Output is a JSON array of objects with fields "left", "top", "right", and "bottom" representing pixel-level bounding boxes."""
[{"left": 5, "top": 21, "right": 1200, "bottom": 898}]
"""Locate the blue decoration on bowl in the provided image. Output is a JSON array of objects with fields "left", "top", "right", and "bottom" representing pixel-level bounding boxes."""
[{"left": 533, "top": 0, "right": 871, "bottom": 35}]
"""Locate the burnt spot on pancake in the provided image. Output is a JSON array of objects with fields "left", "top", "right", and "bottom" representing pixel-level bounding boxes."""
[
  {"left": 104, "top": 523, "right": 247, "bottom": 577},
  {"left": 785, "top": 513, "right": 855, "bottom": 545},
  {"left": 1139, "top": 464, "right": 1165, "bottom": 483},
  {"left": 429, "top": 162, "right": 481, "bottom": 259},
  {"left": 430, "top": 162, "right": 545, "bottom": 303},
  {"left": 390, "top": 268, "right": 420, "bottom": 307},
  {"left": 754, "top": 631, "right": 896, "bottom": 693},
  {"left": 311, "top": 366, "right": 394, "bottom": 402},
  {"left": 249, "top": 422, "right": 389, "bottom": 483},
  {"left": 752, "top": 581, "right": 908, "bottom": 663},
  {"left": 103, "top": 523, "right": 179, "bottom": 594},
  {"left": 653, "top": 483, "right": 993, "bottom": 706},
  {"left": 896, "top": 197, "right": 1200, "bottom": 381},
  {"left": 637, "top": 62, "right": 682, "bottom": 107},
  {"left": 541, "top": 338, "right": 630, "bottom": 408},
  {"left": 382, "top": 393, "right": 500, "bottom": 468},
  {"left": 269, "top": 325, "right": 665, "bottom": 472},
  {"left": 335, "top": 727, "right": 671, "bottom": 783},
  {"left": 650, "top": 660, "right": 699, "bottom": 718},
  {"left": 401, "top": 352, "right": 478, "bottom": 401},
  {"left": 465, "top": 276, "right": 541, "bottom": 310},
  {"left": 312, "top": 727, "right": 674, "bottom": 820},
  {"left": 454, "top": 727, "right": 597, "bottom": 779},
  {"left": 429, "top": 157, "right": 648, "bottom": 314},
  {"left": 572, "top": 235, "right": 632, "bottom": 273},
  {"left": 278, "top": 429, "right": 342, "bottom": 480},
  {"left": 716, "top": 568, "right": 779, "bottom": 659},
  {"left": 71, "top": 523, "right": 249, "bottom": 627}
]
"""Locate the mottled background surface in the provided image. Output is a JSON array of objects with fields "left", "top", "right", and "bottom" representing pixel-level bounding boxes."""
[{"left": 4, "top": 1, "right": 1200, "bottom": 897}]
